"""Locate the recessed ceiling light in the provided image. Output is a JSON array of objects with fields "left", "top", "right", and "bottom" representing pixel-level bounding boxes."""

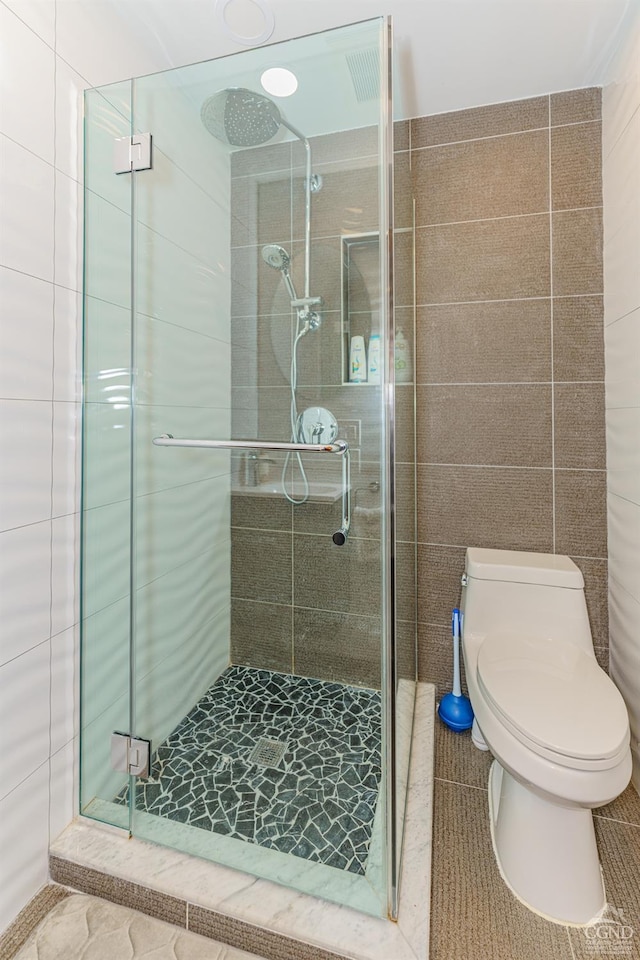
[{"left": 260, "top": 67, "right": 298, "bottom": 98}]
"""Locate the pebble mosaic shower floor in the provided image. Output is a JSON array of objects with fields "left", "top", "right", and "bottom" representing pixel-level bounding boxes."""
[{"left": 116, "top": 666, "right": 382, "bottom": 875}]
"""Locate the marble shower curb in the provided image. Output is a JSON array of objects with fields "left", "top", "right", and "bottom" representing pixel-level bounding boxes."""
[{"left": 49, "top": 684, "right": 434, "bottom": 960}]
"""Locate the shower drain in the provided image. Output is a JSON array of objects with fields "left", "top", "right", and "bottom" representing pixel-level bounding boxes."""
[{"left": 248, "top": 738, "right": 287, "bottom": 768}]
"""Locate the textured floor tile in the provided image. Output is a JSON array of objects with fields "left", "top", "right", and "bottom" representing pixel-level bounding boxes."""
[
  {"left": 188, "top": 907, "right": 345, "bottom": 960},
  {"left": 430, "top": 781, "right": 574, "bottom": 960},
  {"left": 116, "top": 666, "right": 382, "bottom": 877},
  {"left": 433, "top": 721, "right": 492, "bottom": 790},
  {"left": 596, "top": 784, "right": 640, "bottom": 827},
  {"left": 13, "top": 894, "right": 261, "bottom": 960},
  {"left": 48, "top": 859, "right": 187, "bottom": 928},
  {"left": 568, "top": 819, "right": 640, "bottom": 959},
  {"left": 0, "top": 886, "right": 69, "bottom": 960}
]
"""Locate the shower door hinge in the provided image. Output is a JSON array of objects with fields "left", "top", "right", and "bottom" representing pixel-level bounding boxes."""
[
  {"left": 111, "top": 732, "right": 151, "bottom": 777},
  {"left": 114, "top": 134, "right": 152, "bottom": 174}
]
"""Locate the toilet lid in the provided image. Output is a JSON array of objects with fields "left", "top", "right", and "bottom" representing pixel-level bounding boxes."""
[{"left": 477, "top": 634, "right": 629, "bottom": 762}]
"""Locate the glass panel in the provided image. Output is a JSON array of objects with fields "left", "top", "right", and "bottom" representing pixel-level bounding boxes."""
[
  {"left": 79, "top": 17, "right": 416, "bottom": 921},
  {"left": 80, "top": 81, "right": 133, "bottom": 829}
]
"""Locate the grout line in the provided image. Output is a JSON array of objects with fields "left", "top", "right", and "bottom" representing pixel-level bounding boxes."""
[
  {"left": 410, "top": 117, "right": 602, "bottom": 153},
  {"left": 409, "top": 293, "right": 604, "bottom": 309},
  {"left": 593, "top": 812, "right": 640, "bottom": 828},
  {"left": 413, "top": 205, "right": 602, "bottom": 232},
  {"left": 433, "top": 775, "right": 486, "bottom": 793},
  {"left": 549, "top": 97, "right": 557, "bottom": 555}
]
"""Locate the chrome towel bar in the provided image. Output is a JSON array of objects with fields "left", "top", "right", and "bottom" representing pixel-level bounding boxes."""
[{"left": 152, "top": 435, "right": 348, "bottom": 455}]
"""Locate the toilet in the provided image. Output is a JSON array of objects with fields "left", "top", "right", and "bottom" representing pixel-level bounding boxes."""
[{"left": 460, "top": 547, "right": 631, "bottom": 926}]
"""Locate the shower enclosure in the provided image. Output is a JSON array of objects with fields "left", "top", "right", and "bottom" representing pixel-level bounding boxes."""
[{"left": 80, "top": 17, "right": 417, "bottom": 920}]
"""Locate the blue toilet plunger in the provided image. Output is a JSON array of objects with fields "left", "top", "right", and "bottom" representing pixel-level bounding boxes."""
[{"left": 437, "top": 608, "right": 474, "bottom": 731}]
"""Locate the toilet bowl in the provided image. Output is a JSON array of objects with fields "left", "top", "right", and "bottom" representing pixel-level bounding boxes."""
[{"left": 460, "top": 548, "right": 631, "bottom": 925}]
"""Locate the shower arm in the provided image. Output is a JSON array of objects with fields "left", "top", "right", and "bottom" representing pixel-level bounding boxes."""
[{"left": 280, "top": 119, "right": 317, "bottom": 307}]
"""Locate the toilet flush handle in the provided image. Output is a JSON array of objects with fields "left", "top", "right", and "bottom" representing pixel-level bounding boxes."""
[{"left": 461, "top": 573, "right": 469, "bottom": 586}]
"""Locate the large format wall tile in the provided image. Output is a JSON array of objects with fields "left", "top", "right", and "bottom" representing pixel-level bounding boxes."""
[
  {"left": 417, "top": 214, "right": 550, "bottom": 304},
  {"left": 552, "top": 207, "right": 603, "bottom": 295},
  {"left": 555, "top": 470, "right": 608, "bottom": 557},
  {"left": 231, "top": 599, "right": 293, "bottom": 673},
  {"left": 553, "top": 296, "right": 604, "bottom": 381},
  {"left": 293, "top": 608, "right": 381, "bottom": 688},
  {"left": 417, "top": 383, "right": 552, "bottom": 467},
  {"left": 413, "top": 129, "right": 549, "bottom": 225},
  {"left": 550, "top": 87, "right": 601, "bottom": 125},
  {"left": 417, "top": 464, "right": 554, "bottom": 551},
  {"left": 416, "top": 299, "right": 551, "bottom": 385},
  {"left": 551, "top": 122, "right": 602, "bottom": 210},
  {"left": 411, "top": 95, "right": 548, "bottom": 149},
  {"left": 553, "top": 383, "right": 606, "bottom": 469}
]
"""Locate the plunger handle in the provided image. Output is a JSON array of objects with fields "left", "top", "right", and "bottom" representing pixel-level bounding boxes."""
[{"left": 452, "top": 608, "right": 462, "bottom": 698}]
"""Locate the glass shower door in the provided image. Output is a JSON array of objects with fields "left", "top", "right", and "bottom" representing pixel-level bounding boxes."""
[{"left": 80, "top": 16, "right": 413, "bottom": 920}]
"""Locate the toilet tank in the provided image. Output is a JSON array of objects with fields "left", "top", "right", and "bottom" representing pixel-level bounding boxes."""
[{"left": 460, "top": 548, "right": 593, "bottom": 652}]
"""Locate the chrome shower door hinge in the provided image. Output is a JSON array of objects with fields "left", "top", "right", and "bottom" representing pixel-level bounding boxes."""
[
  {"left": 114, "top": 133, "right": 152, "bottom": 174},
  {"left": 111, "top": 732, "right": 151, "bottom": 777}
]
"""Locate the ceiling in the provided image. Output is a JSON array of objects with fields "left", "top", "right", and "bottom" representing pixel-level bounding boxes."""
[{"left": 108, "top": 0, "right": 637, "bottom": 121}]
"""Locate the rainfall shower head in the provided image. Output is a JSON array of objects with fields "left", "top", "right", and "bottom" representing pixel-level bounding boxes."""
[{"left": 200, "top": 87, "right": 283, "bottom": 147}]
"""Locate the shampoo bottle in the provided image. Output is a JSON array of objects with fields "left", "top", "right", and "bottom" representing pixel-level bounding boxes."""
[
  {"left": 349, "top": 335, "right": 367, "bottom": 383},
  {"left": 368, "top": 334, "right": 381, "bottom": 384},
  {"left": 394, "top": 328, "right": 412, "bottom": 383}
]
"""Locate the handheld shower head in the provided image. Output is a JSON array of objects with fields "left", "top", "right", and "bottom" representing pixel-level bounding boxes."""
[
  {"left": 261, "top": 244, "right": 290, "bottom": 271},
  {"left": 261, "top": 244, "right": 298, "bottom": 303}
]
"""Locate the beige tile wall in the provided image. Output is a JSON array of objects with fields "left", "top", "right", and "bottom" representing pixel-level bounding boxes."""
[
  {"left": 228, "top": 125, "right": 414, "bottom": 690},
  {"left": 409, "top": 89, "right": 608, "bottom": 689}
]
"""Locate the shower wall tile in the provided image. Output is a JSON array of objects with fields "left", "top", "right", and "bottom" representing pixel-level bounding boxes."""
[
  {"left": 231, "top": 492, "right": 292, "bottom": 531},
  {"left": 552, "top": 295, "right": 605, "bottom": 381},
  {"left": 416, "top": 299, "right": 552, "bottom": 385},
  {"left": 293, "top": 608, "right": 381, "bottom": 688},
  {"left": 416, "top": 214, "right": 550, "bottom": 305},
  {"left": 412, "top": 129, "right": 549, "bottom": 225},
  {"left": 411, "top": 95, "right": 549, "bottom": 148},
  {"left": 231, "top": 528, "right": 292, "bottom": 605},
  {"left": 552, "top": 207, "right": 603, "bottom": 295},
  {"left": 292, "top": 163, "right": 379, "bottom": 240},
  {"left": 550, "top": 87, "right": 601, "bottom": 125},
  {"left": 292, "top": 535, "right": 382, "bottom": 618},
  {"left": 416, "top": 383, "right": 552, "bottom": 467},
  {"left": 550, "top": 121, "right": 602, "bottom": 210},
  {"left": 394, "top": 119, "right": 410, "bottom": 152},
  {"left": 230, "top": 600, "right": 293, "bottom": 674}
]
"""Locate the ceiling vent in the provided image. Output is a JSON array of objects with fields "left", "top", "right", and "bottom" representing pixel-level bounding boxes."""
[{"left": 345, "top": 47, "right": 380, "bottom": 102}]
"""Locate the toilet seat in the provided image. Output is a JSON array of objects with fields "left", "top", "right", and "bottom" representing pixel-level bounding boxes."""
[{"left": 477, "top": 634, "right": 629, "bottom": 769}]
